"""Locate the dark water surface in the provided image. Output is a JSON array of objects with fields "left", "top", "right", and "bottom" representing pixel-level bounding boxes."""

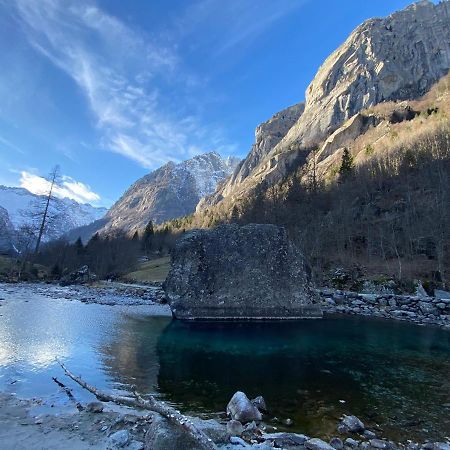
[{"left": 0, "top": 290, "right": 449, "bottom": 441}]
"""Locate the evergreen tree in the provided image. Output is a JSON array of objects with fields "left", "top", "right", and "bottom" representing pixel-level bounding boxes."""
[
  {"left": 142, "top": 220, "right": 154, "bottom": 255},
  {"left": 74, "top": 237, "right": 84, "bottom": 256},
  {"left": 339, "top": 147, "right": 354, "bottom": 181}
]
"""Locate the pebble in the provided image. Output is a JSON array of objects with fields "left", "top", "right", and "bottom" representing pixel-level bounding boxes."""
[
  {"left": 107, "top": 429, "right": 130, "bottom": 448},
  {"left": 230, "top": 436, "right": 247, "bottom": 446},
  {"left": 86, "top": 401, "right": 104, "bottom": 413},
  {"left": 330, "top": 437, "right": 344, "bottom": 450}
]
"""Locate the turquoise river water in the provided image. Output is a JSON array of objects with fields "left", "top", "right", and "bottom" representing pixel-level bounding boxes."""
[{"left": 0, "top": 289, "right": 449, "bottom": 441}]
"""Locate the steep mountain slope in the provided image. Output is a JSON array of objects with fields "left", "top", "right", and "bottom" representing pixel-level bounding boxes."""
[
  {"left": 0, "top": 186, "right": 107, "bottom": 242},
  {"left": 97, "top": 152, "right": 239, "bottom": 236},
  {"left": 201, "top": 0, "right": 450, "bottom": 210}
]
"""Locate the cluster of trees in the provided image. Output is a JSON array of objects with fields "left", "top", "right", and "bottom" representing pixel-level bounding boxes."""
[
  {"left": 161, "top": 125, "right": 449, "bottom": 288},
  {"left": 37, "top": 222, "right": 180, "bottom": 280},
  {"left": 229, "top": 126, "right": 449, "bottom": 287}
]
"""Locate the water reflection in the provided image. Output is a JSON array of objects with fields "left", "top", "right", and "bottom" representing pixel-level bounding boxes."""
[{"left": 99, "top": 316, "right": 169, "bottom": 394}]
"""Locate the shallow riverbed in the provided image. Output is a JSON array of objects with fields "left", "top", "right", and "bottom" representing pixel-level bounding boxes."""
[{"left": 0, "top": 283, "right": 449, "bottom": 442}]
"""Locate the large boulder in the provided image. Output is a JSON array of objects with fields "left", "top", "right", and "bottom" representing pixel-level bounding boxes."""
[
  {"left": 144, "top": 413, "right": 227, "bottom": 450},
  {"left": 226, "top": 391, "right": 262, "bottom": 423},
  {"left": 164, "top": 224, "right": 322, "bottom": 320}
]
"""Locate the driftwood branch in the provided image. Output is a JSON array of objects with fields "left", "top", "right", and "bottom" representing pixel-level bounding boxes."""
[
  {"left": 52, "top": 376, "right": 84, "bottom": 411},
  {"left": 57, "top": 360, "right": 217, "bottom": 450}
]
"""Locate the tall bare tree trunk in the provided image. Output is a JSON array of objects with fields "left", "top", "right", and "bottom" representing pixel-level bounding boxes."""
[{"left": 34, "top": 166, "right": 59, "bottom": 256}]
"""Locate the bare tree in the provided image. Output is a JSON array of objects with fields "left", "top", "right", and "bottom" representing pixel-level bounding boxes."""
[{"left": 33, "top": 165, "right": 60, "bottom": 256}]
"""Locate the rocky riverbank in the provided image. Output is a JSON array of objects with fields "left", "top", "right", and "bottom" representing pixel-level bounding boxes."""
[
  {"left": 318, "top": 289, "right": 450, "bottom": 330},
  {"left": 0, "top": 281, "right": 170, "bottom": 310},
  {"left": 2, "top": 391, "right": 449, "bottom": 450}
]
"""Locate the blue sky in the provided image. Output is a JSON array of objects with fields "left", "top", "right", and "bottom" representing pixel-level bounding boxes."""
[{"left": 0, "top": 0, "right": 416, "bottom": 207}]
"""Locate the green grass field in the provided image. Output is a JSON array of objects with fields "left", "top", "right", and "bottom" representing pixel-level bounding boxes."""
[{"left": 123, "top": 256, "right": 171, "bottom": 283}]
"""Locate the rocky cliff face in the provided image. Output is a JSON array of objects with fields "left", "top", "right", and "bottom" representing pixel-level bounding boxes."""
[
  {"left": 164, "top": 223, "right": 322, "bottom": 320},
  {"left": 100, "top": 152, "right": 240, "bottom": 235},
  {"left": 0, "top": 206, "right": 16, "bottom": 254},
  {"left": 201, "top": 0, "right": 450, "bottom": 209}
]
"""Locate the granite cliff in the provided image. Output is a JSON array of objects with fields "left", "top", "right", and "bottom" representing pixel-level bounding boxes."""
[{"left": 200, "top": 0, "right": 450, "bottom": 210}]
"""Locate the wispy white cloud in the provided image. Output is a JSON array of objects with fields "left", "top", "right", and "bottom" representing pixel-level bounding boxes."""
[
  {"left": 20, "top": 170, "right": 101, "bottom": 204},
  {"left": 0, "top": 135, "right": 24, "bottom": 154},
  {"left": 175, "top": 0, "right": 307, "bottom": 58},
  {"left": 12, "top": 0, "right": 231, "bottom": 169}
]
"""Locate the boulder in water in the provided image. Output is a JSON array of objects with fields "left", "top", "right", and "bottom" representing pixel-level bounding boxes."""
[
  {"left": 164, "top": 224, "right": 322, "bottom": 320},
  {"left": 226, "top": 391, "right": 262, "bottom": 423}
]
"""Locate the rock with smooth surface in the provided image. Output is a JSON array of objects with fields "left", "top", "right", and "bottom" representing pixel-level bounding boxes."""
[
  {"left": 107, "top": 430, "right": 130, "bottom": 449},
  {"left": 227, "top": 420, "right": 244, "bottom": 436},
  {"left": 340, "top": 415, "right": 365, "bottom": 433},
  {"left": 306, "top": 438, "right": 336, "bottom": 450},
  {"left": 226, "top": 392, "right": 262, "bottom": 423}
]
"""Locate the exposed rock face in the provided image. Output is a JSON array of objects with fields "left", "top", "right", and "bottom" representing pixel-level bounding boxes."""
[
  {"left": 198, "top": 104, "right": 304, "bottom": 210},
  {"left": 100, "top": 152, "right": 239, "bottom": 235},
  {"left": 0, "top": 206, "right": 15, "bottom": 254},
  {"left": 164, "top": 224, "right": 322, "bottom": 320},
  {"left": 200, "top": 0, "right": 450, "bottom": 210}
]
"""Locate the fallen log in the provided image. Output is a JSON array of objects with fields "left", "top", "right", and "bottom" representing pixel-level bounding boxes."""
[
  {"left": 57, "top": 360, "right": 217, "bottom": 450},
  {"left": 52, "top": 376, "right": 83, "bottom": 411}
]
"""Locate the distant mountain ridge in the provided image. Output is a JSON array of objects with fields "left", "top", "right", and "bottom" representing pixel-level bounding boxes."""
[
  {"left": 66, "top": 151, "right": 240, "bottom": 242},
  {"left": 98, "top": 151, "right": 240, "bottom": 236},
  {"left": 0, "top": 186, "right": 107, "bottom": 251}
]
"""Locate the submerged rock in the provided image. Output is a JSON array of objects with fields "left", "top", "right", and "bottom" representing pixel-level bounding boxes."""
[
  {"left": 226, "top": 391, "right": 262, "bottom": 423},
  {"left": 164, "top": 224, "right": 322, "bottom": 320},
  {"left": 339, "top": 415, "right": 365, "bottom": 433}
]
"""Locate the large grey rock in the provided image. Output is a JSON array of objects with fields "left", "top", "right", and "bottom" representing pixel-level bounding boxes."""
[
  {"left": 164, "top": 224, "right": 322, "bottom": 320},
  {"left": 200, "top": 0, "right": 450, "bottom": 212},
  {"left": 144, "top": 413, "right": 227, "bottom": 450},
  {"left": 226, "top": 392, "right": 262, "bottom": 423},
  {"left": 434, "top": 290, "right": 450, "bottom": 300}
]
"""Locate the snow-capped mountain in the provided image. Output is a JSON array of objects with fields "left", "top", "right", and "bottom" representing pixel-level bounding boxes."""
[
  {"left": 0, "top": 186, "right": 107, "bottom": 245},
  {"left": 96, "top": 151, "right": 240, "bottom": 236}
]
